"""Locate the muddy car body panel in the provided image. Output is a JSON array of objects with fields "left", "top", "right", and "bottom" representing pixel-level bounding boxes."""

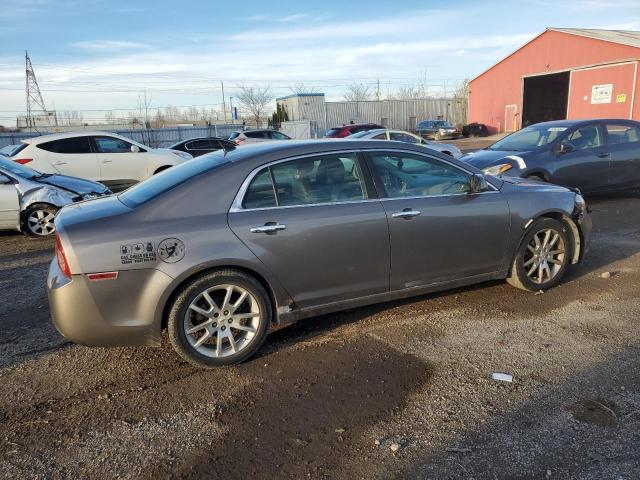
[{"left": 48, "top": 140, "right": 591, "bottom": 361}]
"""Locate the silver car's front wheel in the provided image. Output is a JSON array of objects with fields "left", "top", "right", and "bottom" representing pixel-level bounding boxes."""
[
  {"left": 23, "top": 204, "right": 58, "bottom": 237},
  {"left": 168, "top": 270, "right": 271, "bottom": 367}
]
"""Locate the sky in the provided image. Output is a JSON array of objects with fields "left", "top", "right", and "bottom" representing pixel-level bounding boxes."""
[{"left": 1, "top": 0, "right": 640, "bottom": 125}]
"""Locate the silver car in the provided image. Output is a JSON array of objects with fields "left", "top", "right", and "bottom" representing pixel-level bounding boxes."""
[
  {"left": 0, "top": 156, "right": 110, "bottom": 236},
  {"left": 48, "top": 140, "right": 591, "bottom": 367},
  {"left": 348, "top": 129, "right": 463, "bottom": 158}
]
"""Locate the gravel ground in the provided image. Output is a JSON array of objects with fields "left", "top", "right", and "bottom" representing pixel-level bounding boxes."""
[{"left": 0, "top": 190, "right": 639, "bottom": 480}]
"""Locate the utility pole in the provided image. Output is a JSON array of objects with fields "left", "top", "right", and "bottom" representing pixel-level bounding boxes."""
[
  {"left": 221, "top": 80, "right": 227, "bottom": 124},
  {"left": 376, "top": 78, "right": 381, "bottom": 101},
  {"left": 229, "top": 96, "right": 234, "bottom": 122},
  {"left": 25, "top": 51, "right": 48, "bottom": 132}
]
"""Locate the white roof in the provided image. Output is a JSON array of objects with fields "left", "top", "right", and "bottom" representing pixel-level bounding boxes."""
[{"left": 21, "top": 131, "right": 132, "bottom": 145}]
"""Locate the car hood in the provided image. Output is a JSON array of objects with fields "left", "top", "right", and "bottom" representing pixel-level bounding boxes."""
[
  {"left": 36, "top": 174, "right": 110, "bottom": 195},
  {"left": 461, "top": 149, "right": 532, "bottom": 169}
]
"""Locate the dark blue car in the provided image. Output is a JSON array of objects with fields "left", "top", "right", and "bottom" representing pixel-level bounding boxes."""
[{"left": 461, "top": 119, "right": 640, "bottom": 193}]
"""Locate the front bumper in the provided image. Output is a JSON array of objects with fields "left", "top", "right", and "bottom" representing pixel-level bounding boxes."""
[
  {"left": 48, "top": 260, "right": 173, "bottom": 347},
  {"left": 574, "top": 208, "right": 592, "bottom": 263}
]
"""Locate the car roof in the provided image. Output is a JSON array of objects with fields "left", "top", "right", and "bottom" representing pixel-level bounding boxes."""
[
  {"left": 21, "top": 131, "right": 134, "bottom": 145},
  {"left": 526, "top": 119, "right": 640, "bottom": 128}
]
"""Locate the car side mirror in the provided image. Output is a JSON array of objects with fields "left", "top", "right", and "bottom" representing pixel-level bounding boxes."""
[
  {"left": 0, "top": 174, "right": 12, "bottom": 185},
  {"left": 469, "top": 173, "right": 489, "bottom": 193},
  {"left": 557, "top": 142, "right": 573, "bottom": 154},
  {"left": 130, "top": 145, "right": 140, "bottom": 153}
]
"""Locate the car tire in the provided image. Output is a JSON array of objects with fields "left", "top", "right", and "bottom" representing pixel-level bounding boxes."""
[
  {"left": 167, "top": 269, "right": 272, "bottom": 367},
  {"left": 22, "top": 204, "right": 58, "bottom": 237},
  {"left": 507, "top": 217, "right": 572, "bottom": 292}
]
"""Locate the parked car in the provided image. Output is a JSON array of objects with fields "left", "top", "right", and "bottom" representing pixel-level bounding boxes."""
[
  {"left": 0, "top": 156, "right": 110, "bottom": 236},
  {"left": 11, "top": 132, "right": 192, "bottom": 192},
  {"left": 49, "top": 140, "right": 590, "bottom": 367},
  {"left": 462, "top": 123, "right": 490, "bottom": 138},
  {"left": 229, "top": 129, "right": 291, "bottom": 145},
  {"left": 323, "top": 123, "right": 385, "bottom": 138},
  {"left": 169, "top": 137, "right": 236, "bottom": 157},
  {"left": 0, "top": 144, "right": 26, "bottom": 157},
  {"left": 416, "top": 120, "right": 461, "bottom": 140},
  {"left": 347, "top": 129, "right": 463, "bottom": 158},
  {"left": 461, "top": 119, "right": 640, "bottom": 194}
]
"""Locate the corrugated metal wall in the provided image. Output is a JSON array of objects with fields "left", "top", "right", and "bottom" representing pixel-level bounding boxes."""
[
  {"left": 325, "top": 98, "right": 466, "bottom": 132},
  {"left": 0, "top": 125, "right": 240, "bottom": 149}
]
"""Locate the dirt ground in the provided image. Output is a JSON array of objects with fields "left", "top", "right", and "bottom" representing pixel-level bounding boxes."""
[{"left": 1, "top": 183, "right": 639, "bottom": 479}]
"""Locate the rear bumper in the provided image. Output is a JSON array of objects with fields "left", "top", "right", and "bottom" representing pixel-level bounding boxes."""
[{"left": 48, "top": 260, "right": 173, "bottom": 347}]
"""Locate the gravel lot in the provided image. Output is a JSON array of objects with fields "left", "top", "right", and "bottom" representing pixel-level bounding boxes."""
[{"left": 1, "top": 173, "right": 639, "bottom": 478}]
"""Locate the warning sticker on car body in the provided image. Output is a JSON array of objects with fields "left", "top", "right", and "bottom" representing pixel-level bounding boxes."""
[{"left": 120, "top": 241, "right": 156, "bottom": 265}]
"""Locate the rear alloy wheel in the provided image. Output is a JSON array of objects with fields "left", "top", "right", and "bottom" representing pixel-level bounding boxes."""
[
  {"left": 507, "top": 218, "right": 571, "bottom": 291},
  {"left": 168, "top": 270, "right": 271, "bottom": 367},
  {"left": 23, "top": 204, "right": 58, "bottom": 237}
]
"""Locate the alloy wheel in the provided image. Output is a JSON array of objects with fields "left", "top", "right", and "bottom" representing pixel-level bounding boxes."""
[
  {"left": 27, "top": 209, "right": 56, "bottom": 236},
  {"left": 523, "top": 228, "right": 566, "bottom": 284},
  {"left": 183, "top": 284, "right": 261, "bottom": 358}
]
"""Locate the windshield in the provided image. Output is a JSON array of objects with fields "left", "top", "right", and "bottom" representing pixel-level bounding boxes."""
[
  {"left": 0, "top": 157, "right": 41, "bottom": 179},
  {"left": 433, "top": 121, "right": 452, "bottom": 128},
  {"left": 118, "top": 151, "right": 231, "bottom": 207},
  {"left": 489, "top": 124, "right": 567, "bottom": 151}
]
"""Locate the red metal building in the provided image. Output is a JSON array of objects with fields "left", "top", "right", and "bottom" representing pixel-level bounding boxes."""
[{"left": 468, "top": 28, "right": 640, "bottom": 133}]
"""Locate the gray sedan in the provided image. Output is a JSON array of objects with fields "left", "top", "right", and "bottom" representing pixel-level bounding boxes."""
[
  {"left": 0, "top": 156, "right": 111, "bottom": 236},
  {"left": 48, "top": 140, "right": 591, "bottom": 367},
  {"left": 348, "top": 129, "right": 463, "bottom": 158}
]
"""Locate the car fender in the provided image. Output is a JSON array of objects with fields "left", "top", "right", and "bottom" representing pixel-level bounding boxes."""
[
  {"left": 17, "top": 181, "right": 76, "bottom": 211},
  {"left": 523, "top": 168, "right": 551, "bottom": 181}
]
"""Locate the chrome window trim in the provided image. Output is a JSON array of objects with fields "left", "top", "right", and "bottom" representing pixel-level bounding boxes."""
[{"left": 229, "top": 148, "right": 498, "bottom": 213}]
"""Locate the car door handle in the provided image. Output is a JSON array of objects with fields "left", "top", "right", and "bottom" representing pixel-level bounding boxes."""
[
  {"left": 597, "top": 153, "right": 610, "bottom": 158},
  {"left": 250, "top": 223, "right": 287, "bottom": 234},
  {"left": 102, "top": 160, "right": 113, "bottom": 163},
  {"left": 392, "top": 209, "right": 421, "bottom": 219},
  {"left": 53, "top": 161, "right": 67, "bottom": 165}
]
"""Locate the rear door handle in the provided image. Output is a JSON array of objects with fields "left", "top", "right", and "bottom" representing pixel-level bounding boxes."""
[
  {"left": 53, "top": 161, "right": 67, "bottom": 165},
  {"left": 102, "top": 160, "right": 113, "bottom": 163},
  {"left": 250, "top": 223, "right": 287, "bottom": 234},
  {"left": 392, "top": 209, "right": 421, "bottom": 219}
]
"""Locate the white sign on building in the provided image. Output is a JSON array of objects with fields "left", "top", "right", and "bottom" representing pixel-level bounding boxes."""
[{"left": 591, "top": 84, "right": 613, "bottom": 104}]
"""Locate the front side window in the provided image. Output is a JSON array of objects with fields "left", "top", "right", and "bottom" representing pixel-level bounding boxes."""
[
  {"left": 390, "top": 132, "right": 419, "bottom": 144},
  {"left": 38, "top": 136, "right": 92, "bottom": 154},
  {"left": 94, "top": 136, "right": 132, "bottom": 153},
  {"left": 270, "top": 131, "right": 290, "bottom": 140},
  {"left": 369, "top": 152, "right": 471, "bottom": 197},
  {"left": 605, "top": 123, "right": 640, "bottom": 145},
  {"left": 242, "top": 153, "right": 366, "bottom": 208},
  {"left": 564, "top": 125, "right": 603, "bottom": 150},
  {"left": 187, "top": 139, "right": 213, "bottom": 150}
]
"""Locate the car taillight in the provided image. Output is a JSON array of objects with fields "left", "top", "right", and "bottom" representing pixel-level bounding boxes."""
[
  {"left": 14, "top": 158, "right": 33, "bottom": 165},
  {"left": 234, "top": 138, "right": 245, "bottom": 145},
  {"left": 55, "top": 235, "right": 71, "bottom": 278}
]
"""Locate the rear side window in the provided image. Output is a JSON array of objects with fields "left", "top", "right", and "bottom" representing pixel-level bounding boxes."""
[
  {"left": 187, "top": 139, "right": 213, "bottom": 150},
  {"left": 243, "top": 168, "right": 277, "bottom": 209},
  {"left": 119, "top": 153, "right": 230, "bottom": 207},
  {"left": 38, "top": 137, "right": 92, "bottom": 154},
  {"left": 245, "top": 131, "right": 267, "bottom": 139},
  {"left": 606, "top": 124, "right": 640, "bottom": 145}
]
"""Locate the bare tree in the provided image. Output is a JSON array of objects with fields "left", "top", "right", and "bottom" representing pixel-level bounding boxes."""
[
  {"left": 236, "top": 85, "right": 274, "bottom": 126},
  {"left": 104, "top": 110, "right": 117, "bottom": 124},
  {"left": 343, "top": 83, "right": 373, "bottom": 102},
  {"left": 290, "top": 82, "right": 319, "bottom": 95},
  {"left": 137, "top": 90, "right": 153, "bottom": 128},
  {"left": 392, "top": 84, "right": 428, "bottom": 100},
  {"left": 58, "top": 111, "right": 84, "bottom": 126}
]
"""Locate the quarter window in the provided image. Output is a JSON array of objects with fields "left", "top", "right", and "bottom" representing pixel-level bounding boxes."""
[
  {"left": 390, "top": 132, "right": 419, "bottom": 144},
  {"left": 243, "top": 168, "right": 277, "bottom": 209},
  {"left": 94, "top": 136, "right": 133, "bottom": 153},
  {"left": 369, "top": 152, "right": 471, "bottom": 197},
  {"left": 605, "top": 124, "right": 640, "bottom": 145}
]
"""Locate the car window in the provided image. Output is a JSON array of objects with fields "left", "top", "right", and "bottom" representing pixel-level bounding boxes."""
[
  {"left": 38, "top": 137, "right": 92, "bottom": 154},
  {"left": 229, "top": 132, "right": 241, "bottom": 140},
  {"left": 605, "top": 124, "right": 640, "bottom": 145},
  {"left": 390, "top": 132, "right": 419, "bottom": 143},
  {"left": 324, "top": 128, "right": 342, "bottom": 137},
  {"left": 490, "top": 124, "right": 566, "bottom": 151},
  {"left": 243, "top": 168, "right": 277, "bottom": 209},
  {"left": 373, "top": 133, "right": 387, "bottom": 140},
  {"left": 369, "top": 152, "right": 471, "bottom": 197},
  {"left": 94, "top": 136, "right": 132, "bottom": 153},
  {"left": 268, "top": 153, "right": 366, "bottom": 206},
  {"left": 565, "top": 125, "right": 603, "bottom": 150},
  {"left": 270, "top": 131, "right": 289, "bottom": 140},
  {"left": 187, "top": 139, "right": 213, "bottom": 150},
  {"left": 245, "top": 131, "right": 267, "bottom": 139}
]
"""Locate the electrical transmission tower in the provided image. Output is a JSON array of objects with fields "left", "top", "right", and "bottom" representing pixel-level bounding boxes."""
[{"left": 25, "top": 51, "right": 49, "bottom": 131}]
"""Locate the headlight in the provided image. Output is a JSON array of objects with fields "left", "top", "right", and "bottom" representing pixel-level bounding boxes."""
[{"left": 483, "top": 163, "right": 513, "bottom": 176}]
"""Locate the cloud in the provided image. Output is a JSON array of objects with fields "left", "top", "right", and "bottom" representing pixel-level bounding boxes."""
[
  {"left": 248, "top": 13, "right": 309, "bottom": 22},
  {"left": 71, "top": 40, "right": 152, "bottom": 51}
]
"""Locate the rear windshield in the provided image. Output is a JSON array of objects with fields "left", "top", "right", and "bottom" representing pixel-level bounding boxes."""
[
  {"left": 118, "top": 152, "right": 231, "bottom": 207},
  {"left": 324, "top": 128, "right": 342, "bottom": 137},
  {"left": 228, "top": 132, "right": 241, "bottom": 140}
]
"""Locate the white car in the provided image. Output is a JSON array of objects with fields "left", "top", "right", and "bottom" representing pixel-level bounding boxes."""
[
  {"left": 10, "top": 132, "right": 192, "bottom": 191},
  {"left": 348, "top": 129, "right": 463, "bottom": 159},
  {"left": 229, "top": 129, "right": 291, "bottom": 145}
]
